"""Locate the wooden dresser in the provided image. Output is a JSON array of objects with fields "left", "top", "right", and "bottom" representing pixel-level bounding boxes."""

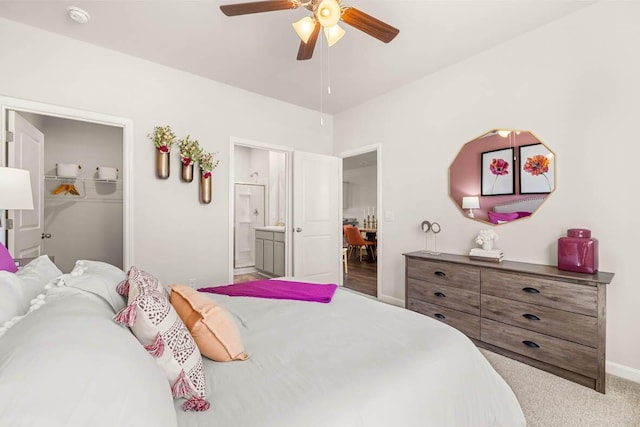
[{"left": 404, "top": 251, "right": 614, "bottom": 393}]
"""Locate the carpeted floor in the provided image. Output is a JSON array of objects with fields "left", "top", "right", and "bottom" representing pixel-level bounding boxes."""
[{"left": 481, "top": 349, "right": 640, "bottom": 426}]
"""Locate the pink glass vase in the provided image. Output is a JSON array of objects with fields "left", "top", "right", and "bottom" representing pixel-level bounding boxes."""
[{"left": 557, "top": 228, "right": 598, "bottom": 274}]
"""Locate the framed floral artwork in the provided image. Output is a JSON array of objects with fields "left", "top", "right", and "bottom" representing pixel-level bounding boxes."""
[
  {"left": 519, "top": 143, "right": 555, "bottom": 194},
  {"left": 481, "top": 147, "right": 515, "bottom": 196}
]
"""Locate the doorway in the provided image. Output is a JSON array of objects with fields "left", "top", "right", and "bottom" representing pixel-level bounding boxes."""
[
  {"left": 230, "top": 140, "right": 289, "bottom": 283},
  {"left": 340, "top": 146, "right": 380, "bottom": 298},
  {"left": 1, "top": 96, "right": 131, "bottom": 272}
]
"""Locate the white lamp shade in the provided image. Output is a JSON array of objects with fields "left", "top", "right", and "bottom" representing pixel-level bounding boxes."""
[
  {"left": 316, "top": 0, "right": 341, "bottom": 28},
  {"left": 323, "top": 24, "right": 345, "bottom": 47},
  {"left": 292, "top": 16, "right": 315, "bottom": 44},
  {"left": 462, "top": 196, "right": 480, "bottom": 210},
  {"left": 0, "top": 167, "right": 34, "bottom": 210}
]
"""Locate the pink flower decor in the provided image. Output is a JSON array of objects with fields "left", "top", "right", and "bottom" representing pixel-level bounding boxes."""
[
  {"left": 523, "top": 155, "right": 549, "bottom": 176},
  {"left": 148, "top": 125, "right": 176, "bottom": 152},
  {"left": 178, "top": 135, "right": 202, "bottom": 167},
  {"left": 489, "top": 158, "right": 510, "bottom": 176},
  {"left": 524, "top": 155, "right": 551, "bottom": 190},
  {"left": 489, "top": 158, "right": 510, "bottom": 194},
  {"left": 203, "top": 171, "right": 212, "bottom": 179}
]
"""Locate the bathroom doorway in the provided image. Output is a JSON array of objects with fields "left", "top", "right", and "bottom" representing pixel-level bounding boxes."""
[
  {"left": 234, "top": 183, "right": 265, "bottom": 269},
  {"left": 231, "top": 142, "right": 288, "bottom": 283}
]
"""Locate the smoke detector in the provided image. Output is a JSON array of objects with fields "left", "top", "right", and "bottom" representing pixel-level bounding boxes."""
[{"left": 67, "top": 6, "right": 90, "bottom": 24}]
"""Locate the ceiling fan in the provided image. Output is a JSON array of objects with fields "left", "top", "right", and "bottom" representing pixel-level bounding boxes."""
[{"left": 219, "top": 0, "right": 400, "bottom": 60}]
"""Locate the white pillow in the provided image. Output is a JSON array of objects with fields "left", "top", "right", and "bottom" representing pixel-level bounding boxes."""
[
  {"left": 0, "top": 272, "right": 26, "bottom": 324},
  {"left": 0, "top": 286, "right": 179, "bottom": 427},
  {"left": 0, "top": 256, "right": 61, "bottom": 325},
  {"left": 16, "top": 255, "right": 62, "bottom": 304},
  {"left": 62, "top": 260, "right": 127, "bottom": 313}
]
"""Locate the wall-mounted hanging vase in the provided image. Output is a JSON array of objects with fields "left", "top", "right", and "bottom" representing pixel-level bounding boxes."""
[
  {"left": 181, "top": 162, "right": 194, "bottom": 182},
  {"left": 156, "top": 150, "right": 170, "bottom": 179},
  {"left": 200, "top": 171, "right": 212, "bottom": 204}
]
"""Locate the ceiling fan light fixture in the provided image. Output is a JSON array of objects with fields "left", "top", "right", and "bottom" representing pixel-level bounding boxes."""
[
  {"left": 292, "top": 16, "right": 315, "bottom": 43},
  {"left": 316, "top": 0, "right": 341, "bottom": 28},
  {"left": 324, "top": 24, "right": 345, "bottom": 47}
]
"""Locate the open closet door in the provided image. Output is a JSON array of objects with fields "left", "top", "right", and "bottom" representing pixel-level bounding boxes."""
[
  {"left": 292, "top": 151, "right": 341, "bottom": 283},
  {"left": 6, "top": 110, "right": 44, "bottom": 257}
]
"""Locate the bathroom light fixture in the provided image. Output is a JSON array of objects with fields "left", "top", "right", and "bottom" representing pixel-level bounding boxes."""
[
  {"left": 462, "top": 196, "right": 480, "bottom": 218},
  {"left": 67, "top": 6, "right": 90, "bottom": 24}
]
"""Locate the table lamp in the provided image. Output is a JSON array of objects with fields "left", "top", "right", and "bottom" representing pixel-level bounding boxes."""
[
  {"left": 462, "top": 196, "right": 480, "bottom": 218},
  {"left": 0, "top": 167, "right": 34, "bottom": 229}
]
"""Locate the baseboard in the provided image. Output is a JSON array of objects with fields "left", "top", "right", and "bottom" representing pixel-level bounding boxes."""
[
  {"left": 378, "top": 294, "right": 404, "bottom": 307},
  {"left": 233, "top": 266, "right": 257, "bottom": 275},
  {"left": 606, "top": 361, "right": 640, "bottom": 384}
]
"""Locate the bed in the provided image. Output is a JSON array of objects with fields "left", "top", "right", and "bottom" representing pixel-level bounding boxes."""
[
  {"left": 489, "top": 196, "right": 545, "bottom": 224},
  {"left": 0, "top": 256, "right": 526, "bottom": 427}
]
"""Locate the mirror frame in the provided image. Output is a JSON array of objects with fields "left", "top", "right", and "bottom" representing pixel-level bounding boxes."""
[{"left": 448, "top": 129, "right": 556, "bottom": 225}]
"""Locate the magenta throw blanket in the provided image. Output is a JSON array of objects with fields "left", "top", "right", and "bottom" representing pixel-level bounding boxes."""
[{"left": 198, "top": 280, "right": 338, "bottom": 303}]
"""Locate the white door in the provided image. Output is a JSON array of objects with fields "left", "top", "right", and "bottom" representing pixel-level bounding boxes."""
[
  {"left": 6, "top": 111, "right": 44, "bottom": 258},
  {"left": 292, "top": 151, "right": 342, "bottom": 283}
]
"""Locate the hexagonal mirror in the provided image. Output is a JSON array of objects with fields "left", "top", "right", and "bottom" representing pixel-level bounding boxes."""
[{"left": 449, "top": 129, "right": 556, "bottom": 225}]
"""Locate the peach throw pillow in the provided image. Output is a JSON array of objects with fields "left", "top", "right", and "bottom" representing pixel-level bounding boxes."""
[{"left": 169, "top": 284, "right": 249, "bottom": 362}]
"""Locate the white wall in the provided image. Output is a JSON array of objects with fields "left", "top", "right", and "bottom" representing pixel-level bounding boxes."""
[
  {"left": 343, "top": 165, "right": 377, "bottom": 222},
  {"left": 0, "top": 18, "right": 332, "bottom": 287},
  {"left": 334, "top": 2, "right": 640, "bottom": 377}
]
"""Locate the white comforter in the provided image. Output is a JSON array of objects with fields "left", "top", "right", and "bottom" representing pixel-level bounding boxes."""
[
  {"left": 0, "top": 287, "right": 178, "bottom": 427},
  {"left": 176, "top": 288, "right": 526, "bottom": 427}
]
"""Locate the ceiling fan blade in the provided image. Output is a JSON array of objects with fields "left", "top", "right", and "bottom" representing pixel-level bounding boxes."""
[
  {"left": 296, "top": 22, "right": 321, "bottom": 61},
  {"left": 220, "top": 1, "right": 298, "bottom": 16},
  {"left": 341, "top": 7, "right": 399, "bottom": 43}
]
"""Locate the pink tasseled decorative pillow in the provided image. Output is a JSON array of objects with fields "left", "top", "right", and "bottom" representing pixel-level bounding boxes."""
[
  {"left": 116, "top": 265, "right": 168, "bottom": 299},
  {"left": 114, "top": 268, "right": 209, "bottom": 412},
  {"left": 0, "top": 244, "right": 17, "bottom": 273},
  {"left": 170, "top": 284, "right": 249, "bottom": 362}
]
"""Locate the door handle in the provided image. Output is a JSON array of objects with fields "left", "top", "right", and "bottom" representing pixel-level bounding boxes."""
[
  {"left": 295, "top": 227, "right": 302, "bottom": 232},
  {"left": 41, "top": 233, "right": 52, "bottom": 239}
]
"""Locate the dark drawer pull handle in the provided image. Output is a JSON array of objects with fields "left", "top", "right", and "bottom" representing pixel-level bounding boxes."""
[
  {"left": 434, "top": 271, "right": 446, "bottom": 277},
  {"left": 434, "top": 313, "right": 446, "bottom": 319},
  {"left": 522, "top": 287, "right": 540, "bottom": 294},
  {"left": 522, "top": 340, "right": 540, "bottom": 348},
  {"left": 434, "top": 292, "right": 446, "bottom": 298},
  {"left": 522, "top": 313, "right": 540, "bottom": 321}
]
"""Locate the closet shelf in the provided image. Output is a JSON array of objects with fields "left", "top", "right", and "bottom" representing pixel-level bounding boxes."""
[{"left": 45, "top": 175, "right": 118, "bottom": 183}]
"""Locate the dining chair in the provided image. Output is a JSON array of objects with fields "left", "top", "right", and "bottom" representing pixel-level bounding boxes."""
[
  {"left": 342, "top": 247, "right": 349, "bottom": 274},
  {"left": 343, "top": 225, "right": 376, "bottom": 262}
]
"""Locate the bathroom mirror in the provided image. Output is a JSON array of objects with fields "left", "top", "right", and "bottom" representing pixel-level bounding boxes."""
[{"left": 449, "top": 129, "right": 556, "bottom": 225}]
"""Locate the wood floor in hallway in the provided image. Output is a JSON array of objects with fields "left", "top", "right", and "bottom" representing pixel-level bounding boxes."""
[{"left": 343, "top": 256, "right": 377, "bottom": 297}]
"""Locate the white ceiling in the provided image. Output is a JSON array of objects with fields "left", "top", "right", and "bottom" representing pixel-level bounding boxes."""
[{"left": 0, "top": 0, "right": 596, "bottom": 114}]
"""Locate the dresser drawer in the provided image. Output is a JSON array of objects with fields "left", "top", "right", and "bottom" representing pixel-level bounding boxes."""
[
  {"left": 481, "top": 294, "right": 598, "bottom": 347},
  {"left": 482, "top": 270, "right": 598, "bottom": 316},
  {"left": 408, "top": 278, "right": 480, "bottom": 315},
  {"left": 481, "top": 318, "right": 597, "bottom": 378},
  {"left": 408, "top": 298, "right": 480, "bottom": 339},
  {"left": 407, "top": 258, "right": 480, "bottom": 292}
]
